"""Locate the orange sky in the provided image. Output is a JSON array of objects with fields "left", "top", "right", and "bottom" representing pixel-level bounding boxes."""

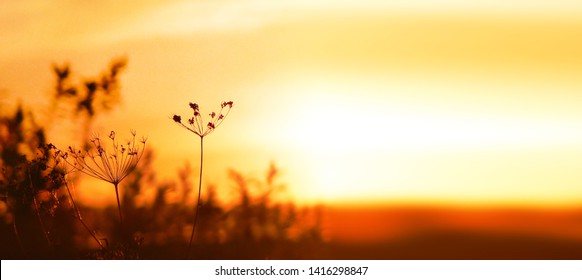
[{"left": 2, "top": 1, "right": 582, "bottom": 206}]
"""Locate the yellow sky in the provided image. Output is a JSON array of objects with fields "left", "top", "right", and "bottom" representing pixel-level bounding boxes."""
[{"left": 2, "top": 0, "right": 582, "bottom": 206}]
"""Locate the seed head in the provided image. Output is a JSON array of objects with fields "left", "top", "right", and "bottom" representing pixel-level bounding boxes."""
[
  {"left": 172, "top": 101, "right": 233, "bottom": 137},
  {"left": 63, "top": 130, "right": 147, "bottom": 186},
  {"left": 221, "top": 101, "right": 233, "bottom": 108}
]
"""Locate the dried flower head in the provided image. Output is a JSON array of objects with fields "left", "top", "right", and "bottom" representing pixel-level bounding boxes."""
[
  {"left": 173, "top": 101, "right": 233, "bottom": 137},
  {"left": 65, "top": 130, "right": 147, "bottom": 186},
  {"left": 42, "top": 143, "right": 106, "bottom": 249}
]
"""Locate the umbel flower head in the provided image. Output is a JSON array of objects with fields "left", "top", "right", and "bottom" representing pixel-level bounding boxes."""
[
  {"left": 173, "top": 101, "right": 233, "bottom": 137},
  {"left": 66, "top": 130, "right": 147, "bottom": 185}
]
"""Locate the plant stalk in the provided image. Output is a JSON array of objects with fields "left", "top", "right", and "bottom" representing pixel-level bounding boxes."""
[
  {"left": 29, "top": 171, "right": 51, "bottom": 248},
  {"left": 12, "top": 214, "right": 25, "bottom": 255},
  {"left": 187, "top": 136, "right": 204, "bottom": 256},
  {"left": 64, "top": 181, "right": 105, "bottom": 249},
  {"left": 114, "top": 183, "right": 123, "bottom": 226},
  {"left": 32, "top": 195, "right": 52, "bottom": 247}
]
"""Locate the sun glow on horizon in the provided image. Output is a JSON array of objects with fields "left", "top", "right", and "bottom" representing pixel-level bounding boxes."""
[{"left": 274, "top": 80, "right": 582, "bottom": 206}]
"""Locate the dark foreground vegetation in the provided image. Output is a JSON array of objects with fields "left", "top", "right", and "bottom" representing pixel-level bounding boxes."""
[{"left": 0, "top": 59, "right": 322, "bottom": 259}]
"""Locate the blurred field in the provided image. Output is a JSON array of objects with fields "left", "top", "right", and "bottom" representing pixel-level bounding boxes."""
[{"left": 316, "top": 205, "right": 582, "bottom": 259}]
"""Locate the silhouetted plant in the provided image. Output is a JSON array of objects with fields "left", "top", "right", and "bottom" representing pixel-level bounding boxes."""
[
  {"left": 48, "top": 144, "right": 105, "bottom": 250},
  {"left": 50, "top": 58, "right": 126, "bottom": 148},
  {"left": 64, "top": 130, "right": 147, "bottom": 227},
  {"left": 172, "top": 101, "right": 233, "bottom": 256},
  {"left": 226, "top": 164, "right": 305, "bottom": 243},
  {"left": 0, "top": 105, "right": 65, "bottom": 257},
  {"left": 0, "top": 59, "right": 125, "bottom": 256}
]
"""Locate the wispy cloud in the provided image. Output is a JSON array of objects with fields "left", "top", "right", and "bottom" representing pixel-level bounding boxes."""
[
  {"left": 90, "top": 0, "right": 582, "bottom": 42},
  {"left": 3, "top": 0, "right": 582, "bottom": 56}
]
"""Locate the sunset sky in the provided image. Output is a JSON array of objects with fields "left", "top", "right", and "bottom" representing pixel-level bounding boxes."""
[{"left": 2, "top": 0, "right": 582, "bottom": 207}]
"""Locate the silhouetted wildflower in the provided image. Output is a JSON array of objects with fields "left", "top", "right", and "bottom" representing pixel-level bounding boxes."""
[
  {"left": 66, "top": 131, "right": 146, "bottom": 185},
  {"left": 64, "top": 130, "right": 147, "bottom": 224},
  {"left": 172, "top": 101, "right": 233, "bottom": 138},
  {"left": 171, "top": 100, "right": 233, "bottom": 256}
]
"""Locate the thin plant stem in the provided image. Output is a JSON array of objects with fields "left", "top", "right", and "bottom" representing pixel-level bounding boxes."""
[
  {"left": 32, "top": 195, "right": 52, "bottom": 247},
  {"left": 29, "top": 171, "right": 51, "bottom": 248},
  {"left": 12, "top": 215, "right": 25, "bottom": 255},
  {"left": 64, "top": 181, "right": 105, "bottom": 249},
  {"left": 173, "top": 100, "right": 232, "bottom": 257},
  {"left": 114, "top": 183, "right": 123, "bottom": 226},
  {"left": 187, "top": 136, "right": 204, "bottom": 256}
]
